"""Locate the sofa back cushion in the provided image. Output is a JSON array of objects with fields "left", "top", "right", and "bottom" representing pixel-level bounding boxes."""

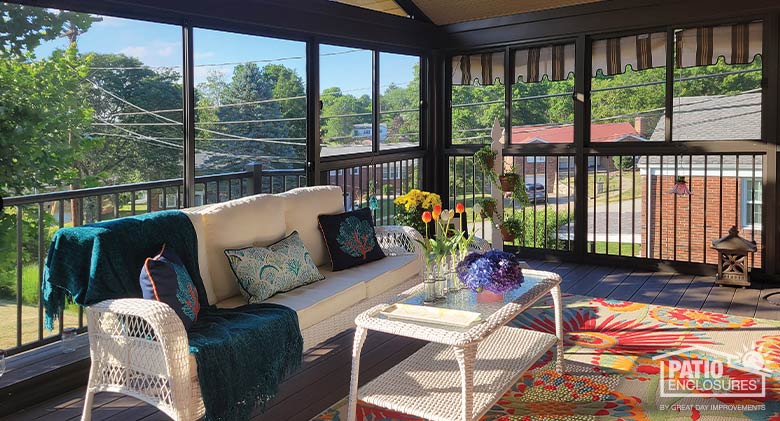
[
  {"left": 188, "top": 194, "right": 287, "bottom": 304},
  {"left": 278, "top": 186, "right": 344, "bottom": 267}
]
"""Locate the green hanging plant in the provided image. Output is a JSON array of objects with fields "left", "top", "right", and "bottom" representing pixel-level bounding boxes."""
[{"left": 474, "top": 145, "right": 498, "bottom": 183}]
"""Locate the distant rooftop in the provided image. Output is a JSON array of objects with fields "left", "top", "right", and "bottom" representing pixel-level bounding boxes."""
[
  {"left": 511, "top": 122, "right": 641, "bottom": 144},
  {"left": 650, "top": 92, "right": 761, "bottom": 141}
]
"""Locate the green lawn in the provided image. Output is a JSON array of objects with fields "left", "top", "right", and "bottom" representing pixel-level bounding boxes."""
[{"left": 589, "top": 241, "right": 640, "bottom": 256}]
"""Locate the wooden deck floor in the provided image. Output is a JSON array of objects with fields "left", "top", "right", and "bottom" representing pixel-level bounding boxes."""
[{"left": 4, "top": 260, "right": 780, "bottom": 421}]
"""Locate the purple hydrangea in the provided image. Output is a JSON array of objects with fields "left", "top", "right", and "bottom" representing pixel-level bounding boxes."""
[{"left": 455, "top": 250, "right": 525, "bottom": 293}]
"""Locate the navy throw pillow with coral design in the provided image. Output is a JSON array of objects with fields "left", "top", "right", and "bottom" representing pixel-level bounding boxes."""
[
  {"left": 140, "top": 244, "right": 201, "bottom": 330},
  {"left": 318, "top": 207, "right": 385, "bottom": 271}
]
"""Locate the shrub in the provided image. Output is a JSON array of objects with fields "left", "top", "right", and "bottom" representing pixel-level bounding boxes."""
[{"left": 511, "top": 207, "right": 571, "bottom": 249}]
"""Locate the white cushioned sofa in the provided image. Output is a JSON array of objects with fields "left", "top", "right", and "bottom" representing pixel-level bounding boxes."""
[
  {"left": 83, "top": 186, "right": 445, "bottom": 420},
  {"left": 183, "top": 185, "right": 424, "bottom": 346}
]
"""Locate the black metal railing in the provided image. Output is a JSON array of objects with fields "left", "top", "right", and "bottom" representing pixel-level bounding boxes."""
[
  {"left": 322, "top": 154, "right": 423, "bottom": 226},
  {"left": 448, "top": 153, "right": 575, "bottom": 252},
  {"left": 447, "top": 151, "right": 766, "bottom": 269},
  {"left": 589, "top": 153, "right": 765, "bottom": 268},
  {"left": 0, "top": 163, "right": 305, "bottom": 355}
]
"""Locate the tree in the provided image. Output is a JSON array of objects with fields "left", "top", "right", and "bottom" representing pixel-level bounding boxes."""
[
  {"left": 0, "top": 4, "right": 99, "bottom": 57},
  {"left": 0, "top": 47, "right": 93, "bottom": 196},
  {"left": 79, "top": 53, "right": 184, "bottom": 186}
]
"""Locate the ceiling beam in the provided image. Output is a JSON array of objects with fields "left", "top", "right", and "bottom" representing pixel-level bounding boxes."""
[{"left": 393, "top": 0, "right": 432, "bottom": 24}]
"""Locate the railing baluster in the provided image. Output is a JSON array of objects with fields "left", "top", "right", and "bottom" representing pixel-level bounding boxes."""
[
  {"left": 618, "top": 156, "right": 623, "bottom": 256},
  {"left": 673, "top": 155, "right": 678, "bottom": 262},
  {"left": 37, "top": 202, "right": 44, "bottom": 341},
  {"left": 631, "top": 157, "right": 636, "bottom": 257},
  {"left": 659, "top": 155, "right": 664, "bottom": 259},
  {"left": 703, "top": 155, "right": 708, "bottom": 264},
  {"left": 735, "top": 156, "right": 740, "bottom": 229},
  {"left": 719, "top": 155, "right": 724, "bottom": 237},
  {"left": 688, "top": 155, "right": 692, "bottom": 262},
  {"left": 58, "top": 200, "right": 64, "bottom": 334},
  {"left": 16, "top": 207, "right": 23, "bottom": 347},
  {"left": 592, "top": 159, "right": 596, "bottom": 253},
  {"left": 605, "top": 156, "right": 609, "bottom": 255}
]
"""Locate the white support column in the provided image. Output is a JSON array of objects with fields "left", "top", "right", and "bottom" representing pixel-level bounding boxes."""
[{"left": 490, "top": 118, "right": 504, "bottom": 251}]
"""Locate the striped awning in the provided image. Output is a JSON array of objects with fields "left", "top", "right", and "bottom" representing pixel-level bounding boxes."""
[
  {"left": 451, "top": 52, "right": 504, "bottom": 85},
  {"left": 676, "top": 21, "right": 762, "bottom": 68},
  {"left": 514, "top": 43, "right": 575, "bottom": 83},
  {"left": 592, "top": 32, "right": 666, "bottom": 76}
]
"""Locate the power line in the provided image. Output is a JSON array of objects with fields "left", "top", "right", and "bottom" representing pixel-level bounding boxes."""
[
  {"left": 85, "top": 77, "right": 306, "bottom": 147},
  {"left": 88, "top": 48, "right": 364, "bottom": 71}
]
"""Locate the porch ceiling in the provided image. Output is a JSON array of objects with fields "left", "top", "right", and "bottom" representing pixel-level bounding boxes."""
[
  {"left": 334, "top": 0, "right": 604, "bottom": 24},
  {"left": 331, "top": 0, "right": 409, "bottom": 17}
]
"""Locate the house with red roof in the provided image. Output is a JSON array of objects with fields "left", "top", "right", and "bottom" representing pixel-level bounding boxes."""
[{"left": 508, "top": 120, "right": 645, "bottom": 194}]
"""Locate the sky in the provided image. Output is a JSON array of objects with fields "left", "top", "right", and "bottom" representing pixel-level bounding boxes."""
[{"left": 33, "top": 14, "right": 419, "bottom": 93}]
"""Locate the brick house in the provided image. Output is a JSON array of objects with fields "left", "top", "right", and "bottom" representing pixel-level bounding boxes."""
[{"left": 640, "top": 93, "right": 763, "bottom": 266}]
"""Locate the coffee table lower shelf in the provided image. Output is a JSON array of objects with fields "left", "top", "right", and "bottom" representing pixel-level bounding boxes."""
[{"left": 357, "top": 326, "right": 559, "bottom": 421}]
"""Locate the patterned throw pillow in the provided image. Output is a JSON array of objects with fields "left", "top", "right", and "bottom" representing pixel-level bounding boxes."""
[
  {"left": 224, "top": 231, "right": 324, "bottom": 303},
  {"left": 140, "top": 244, "right": 201, "bottom": 330},
  {"left": 318, "top": 207, "right": 385, "bottom": 271}
]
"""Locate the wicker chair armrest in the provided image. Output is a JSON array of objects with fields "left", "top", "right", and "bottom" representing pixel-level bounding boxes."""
[
  {"left": 86, "top": 298, "right": 194, "bottom": 419},
  {"left": 375, "top": 225, "right": 424, "bottom": 256}
]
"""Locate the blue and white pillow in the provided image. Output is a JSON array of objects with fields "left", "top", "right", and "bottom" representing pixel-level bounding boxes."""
[
  {"left": 224, "top": 231, "right": 324, "bottom": 303},
  {"left": 140, "top": 244, "right": 201, "bottom": 330}
]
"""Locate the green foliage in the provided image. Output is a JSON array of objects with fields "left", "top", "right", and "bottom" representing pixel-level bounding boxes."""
[
  {"left": 382, "top": 184, "right": 394, "bottom": 196},
  {"left": 474, "top": 145, "right": 497, "bottom": 182},
  {"left": 81, "top": 53, "right": 184, "bottom": 186},
  {"left": 613, "top": 156, "right": 637, "bottom": 170},
  {"left": 394, "top": 204, "right": 426, "bottom": 235},
  {"left": 499, "top": 213, "right": 523, "bottom": 240},
  {"left": 513, "top": 208, "right": 571, "bottom": 250},
  {"left": 0, "top": 47, "right": 93, "bottom": 196},
  {"left": 0, "top": 4, "right": 99, "bottom": 57}
]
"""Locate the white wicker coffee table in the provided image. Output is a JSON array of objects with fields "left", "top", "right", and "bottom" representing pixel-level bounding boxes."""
[{"left": 347, "top": 269, "right": 564, "bottom": 421}]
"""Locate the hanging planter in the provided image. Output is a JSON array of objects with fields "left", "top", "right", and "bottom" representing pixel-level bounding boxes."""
[
  {"left": 474, "top": 145, "right": 496, "bottom": 174},
  {"left": 498, "top": 173, "right": 519, "bottom": 193},
  {"left": 500, "top": 225, "right": 516, "bottom": 242},
  {"left": 477, "top": 197, "right": 497, "bottom": 220},
  {"left": 670, "top": 176, "right": 692, "bottom": 196}
]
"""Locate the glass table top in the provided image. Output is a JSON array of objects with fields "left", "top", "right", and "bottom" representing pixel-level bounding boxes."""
[{"left": 376, "top": 273, "right": 560, "bottom": 332}]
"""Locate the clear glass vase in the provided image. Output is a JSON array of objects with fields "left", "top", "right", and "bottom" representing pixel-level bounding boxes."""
[
  {"left": 448, "top": 251, "right": 467, "bottom": 291},
  {"left": 424, "top": 253, "right": 447, "bottom": 302}
]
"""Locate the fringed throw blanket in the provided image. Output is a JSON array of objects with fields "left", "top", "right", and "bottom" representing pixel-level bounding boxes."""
[{"left": 42, "top": 210, "right": 303, "bottom": 420}]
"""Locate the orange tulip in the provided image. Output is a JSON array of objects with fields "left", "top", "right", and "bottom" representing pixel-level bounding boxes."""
[
  {"left": 432, "top": 204, "right": 442, "bottom": 221},
  {"left": 455, "top": 202, "right": 465, "bottom": 214},
  {"left": 421, "top": 211, "right": 432, "bottom": 223}
]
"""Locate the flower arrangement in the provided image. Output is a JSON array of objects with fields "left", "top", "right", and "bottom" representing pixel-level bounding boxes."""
[
  {"left": 394, "top": 189, "right": 442, "bottom": 234},
  {"left": 455, "top": 250, "right": 525, "bottom": 293}
]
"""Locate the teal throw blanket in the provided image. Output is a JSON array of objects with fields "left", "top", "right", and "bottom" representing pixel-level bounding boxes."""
[{"left": 42, "top": 210, "right": 303, "bottom": 420}]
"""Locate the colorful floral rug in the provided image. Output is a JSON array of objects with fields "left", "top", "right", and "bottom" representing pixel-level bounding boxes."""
[{"left": 311, "top": 294, "right": 780, "bottom": 421}]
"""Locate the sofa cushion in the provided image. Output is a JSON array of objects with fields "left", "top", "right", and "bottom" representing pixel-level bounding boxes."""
[
  {"left": 279, "top": 186, "right": 344, "bottom": 267},
  {"left": 140, "top": 244, "right": 201, "bottom": 330},
  {"left": 318, "top": 208, "right": 386, "bottom": 271},
  {"left": 225, "top": 231, "right": 324, "bottom": 303},
  {"left": 361, "top": 254, "right": 421, "bottom": 297},
  {"left": 263, "top": 272, "right": 366, "bottom": 330},
  {"left": 213, "top": 254, "right": 420, "bottom": 330},
  {"left": 194, "top": 194, "right": 287, "bottom": 304}
]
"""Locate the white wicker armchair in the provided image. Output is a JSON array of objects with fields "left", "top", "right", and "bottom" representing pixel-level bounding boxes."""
[{"left": 82, "top": 225, "right": 447, "bottom": 421}]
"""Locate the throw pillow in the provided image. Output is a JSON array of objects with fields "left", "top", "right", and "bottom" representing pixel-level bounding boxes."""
[
  {"left": 224, "top": 231, "right": 324, "bottom": 303},
  {"left": 140, "top": 244, "right": 201, "bottom": 330},
  {"left": 318, "top": 207, "right": 385, "bottom": 271}
]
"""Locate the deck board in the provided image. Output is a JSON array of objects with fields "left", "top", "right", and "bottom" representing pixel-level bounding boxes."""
[{"left": 5, "top": 261, "right": 780, "bottom": 421}]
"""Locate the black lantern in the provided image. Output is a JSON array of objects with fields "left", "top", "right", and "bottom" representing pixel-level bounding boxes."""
[{"left": 711, "top": 226, "right": 757, "bottom": 288}]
